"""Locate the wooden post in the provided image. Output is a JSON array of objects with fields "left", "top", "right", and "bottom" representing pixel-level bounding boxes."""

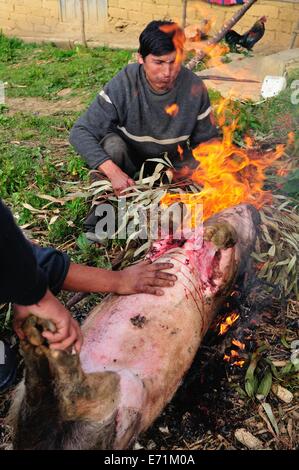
[
  {"left": 182, "top": 0, "right": 188, "bottom": 29},
  {"left": 80, "top": 0, "right": 88, "bottom": 48},
  {"left": 186, "top": 0, "right": 257, "bottom": 70}
]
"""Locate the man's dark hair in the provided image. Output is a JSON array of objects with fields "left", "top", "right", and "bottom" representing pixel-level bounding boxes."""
[{"left": 138, "top": 20, "right": 185, "bottom": 58}]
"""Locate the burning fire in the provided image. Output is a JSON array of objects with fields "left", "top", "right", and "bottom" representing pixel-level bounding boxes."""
[
  {"left": 161, "top": 106, "right": 285, "bottom": 223},
  {"left": 177, "top": 144, "right": 183, "bottom": 161},
  {"left": 160, "top": 23, "right": 185, "bottom": 65},
  {"left": 287, "top": 131, "right": 295, "bottom": 146},
  {"left": 224, "top": 338, "right": 246, "bottom": 367},
  {"left": 276, "top": 168, "right": 289, "bottom": 177},
  {"left": 229, "top": 359, "right": 245, "bottom": 368},
  {"left": 218, "top": 312, "right": 239, "bottom": 336},
  {"left": 165, "top": 103, "right": 179, "bottom": 117},
  {"left": 203, "top": 43, "right": 230, "bottom": 67},
  {"left": 232, "top": 339, "right": 245, "bottom": 350},
  {"left": 159, "top": 21, "right": 285, "bottom": 226}
]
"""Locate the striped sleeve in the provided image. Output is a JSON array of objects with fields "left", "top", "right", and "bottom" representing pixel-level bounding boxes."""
[{"left": 69, "top": 86, "right": 120, "bottom": 169}]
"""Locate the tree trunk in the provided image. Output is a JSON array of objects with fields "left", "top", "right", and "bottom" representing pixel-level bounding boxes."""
[
  {"left": 80, "top": 0, "right": 87, "bottom": 48},
  {"left": 186, "top": 0, "right": 257, "bottom": 70}
]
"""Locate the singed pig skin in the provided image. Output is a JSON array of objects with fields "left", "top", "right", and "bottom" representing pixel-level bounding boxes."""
[{"left": 11, "top": 204, "right": 259, "bottom": 449}]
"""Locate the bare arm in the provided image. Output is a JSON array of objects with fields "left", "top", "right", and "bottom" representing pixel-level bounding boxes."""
[{"left": 62, "top": 260, "right": 177, "bottom": 296}]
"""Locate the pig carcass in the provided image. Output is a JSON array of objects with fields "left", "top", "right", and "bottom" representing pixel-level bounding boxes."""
[{"left": 10, "top": 204, "right": 259, "bottom": 449}]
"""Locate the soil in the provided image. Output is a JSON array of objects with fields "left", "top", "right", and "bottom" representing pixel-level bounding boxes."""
[{"left": 6, "top": 93, "right": 87, "bottom": 116}]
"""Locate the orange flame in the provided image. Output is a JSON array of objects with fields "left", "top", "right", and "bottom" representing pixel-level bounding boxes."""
[
  {"left": 223, "top": 349, "right": 245, "bottom": 368},
  {"left": 230, "top": 350, "right": 240, "bottom": 358},
  {"left": 276, "top": 167, "right": 289, "bottom": 177},
  {"left": 204, "top": 43, "right": 230, "bottom": 67},
  {"left": 287, "top": 131, "right": 295, "bottom": 146},
  {"left": 232, "top": 339, "right": 245, "bottom": 350},
  {"left": 244, "top": 135, "right": 254, "bottom": 149},
  {"left": 232, "top": 360, "right": 245, "bottom": 367},
  {"left": 165, "top": 103, "right": 179, "bottom": 117},
  {"left": 219, "top": 312, "right": 239, "bottom": 336},
  {"left": 159, "top": 24, "right": 185, "bottom": 65},
  {"left": 177, "top": 144, "right": 183, "bottom": 161},
  {"left": 185, "top": 21, "right": 229, "bottom": 68},
  {"left": 161, "top": 105, "right": 285, "bottom": 223}
]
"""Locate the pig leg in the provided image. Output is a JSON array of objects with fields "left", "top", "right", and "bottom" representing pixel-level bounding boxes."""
[
  {"left": 203, "top": 222, "right": 237, "bottom": 249},
  {"left": 11, "top": 316, "right": 121, "bottom": 449}
]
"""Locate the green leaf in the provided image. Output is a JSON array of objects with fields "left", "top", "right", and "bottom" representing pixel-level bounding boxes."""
[
  {"left": 287, "top": 255, "right": 297, "bottom": 274},
  {"left": 245, "top": 351, "right": 260, "bottom": 398},
  {"left": 134, "top": 241, "right": 151, "bottom": 257},
  {"left": 76, "top": 233, "right": 90, "bottom": 251},
  {"left": 281, "top": 337, "right": 291, "bottom": 349},
  {"left": 279, "top": 362, "right": 293, "bottom": 376},
  {"left": 268, "top": 244, "right": 276, "bottom": 257},
  {"left": 282, "top": 169, "right": 299, "bottom": 196},
  {"left": 256, "top": 370, "right": 272, "bottom": 399},
  {"left": 264, "top": 359, "right": 280, "bottom": 380},
  {"left": 262, "top": 402, "right": 279, "bottom": 436}
]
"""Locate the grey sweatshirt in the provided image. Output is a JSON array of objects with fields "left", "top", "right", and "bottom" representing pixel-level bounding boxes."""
[{"left": 70, "top": 64, "right": 218, "bottom": 169}]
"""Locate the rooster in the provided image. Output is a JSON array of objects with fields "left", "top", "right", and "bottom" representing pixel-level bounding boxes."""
[{"left": 225, "top": 16, "right": 267, "bottom": 50}]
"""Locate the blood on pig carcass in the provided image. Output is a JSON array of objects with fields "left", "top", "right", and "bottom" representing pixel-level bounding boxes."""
[{"left": 10, "top": 204, "right": 259, "bottom": 450}]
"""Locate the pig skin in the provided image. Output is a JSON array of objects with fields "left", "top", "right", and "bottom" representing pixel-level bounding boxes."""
[{"left": 10, "top": 204, "right": 259, "bottom": 450}]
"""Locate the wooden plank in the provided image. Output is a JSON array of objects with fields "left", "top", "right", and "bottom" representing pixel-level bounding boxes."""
[{"left": 59, "top": 0, "right": 107, "bottom": 24}]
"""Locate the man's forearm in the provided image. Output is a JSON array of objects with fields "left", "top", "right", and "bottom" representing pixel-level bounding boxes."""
[
  {"left": 97, "top": 160, "right": 118, "bottom": 178},
  {"left": 98, "top": 159, "right": 119, "bottom": 178},
  {"left": 62, "top": 263, "right": 121, "bottom": 294}
]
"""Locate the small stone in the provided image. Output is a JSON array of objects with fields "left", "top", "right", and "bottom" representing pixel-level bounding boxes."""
[
  {"left": 271, "top": 384, "right": 293, "bottom": 403},
  {"left": 57, "top": 88, "right": 72, "bottom": 97},
  {"left": 158, "top": 425, "right": 170, "bottom": 435},
  {"left": 133, "top": 441, "right": 144, "bottom": 450},
  {"left": 235, "top": 428, "right": 264, "bottom": 449},
  {"left": 146, "top": 440, "right": 156, "bottom": 450}
]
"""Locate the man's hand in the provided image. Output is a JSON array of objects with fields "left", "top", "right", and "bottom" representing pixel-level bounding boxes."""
[
  {"left": 13, "top": 289, "right": 83, "bottom": 352},
  {"left": 116, "top": 259, "right": 177, "bottom": 296},
  {"left": 99, "top": 160, "right": 135, "bottom": 196}
]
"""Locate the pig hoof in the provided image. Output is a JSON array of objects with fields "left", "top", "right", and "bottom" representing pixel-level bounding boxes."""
[
  {"left": 14, "top": 315, "right": 121, "bottom": 449},
  {"left": 204, "top": 222, "right": 237, "bottom": 249},
  {"left": 22, "top": 315, "right": 56, "bottom": 348}
]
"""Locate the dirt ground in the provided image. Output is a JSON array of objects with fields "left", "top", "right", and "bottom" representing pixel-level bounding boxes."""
[{"left": 6, "top": 93, "right": 87, "bottom": 116}]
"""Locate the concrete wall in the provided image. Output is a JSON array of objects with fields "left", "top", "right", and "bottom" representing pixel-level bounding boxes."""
[{"left": 0, "top": 0, "right": 298, "bottom": 49}]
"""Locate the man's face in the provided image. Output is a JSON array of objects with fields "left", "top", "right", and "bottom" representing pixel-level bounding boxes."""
[{"left": 138, "top": 51, "right": 182, "bottom": 93}]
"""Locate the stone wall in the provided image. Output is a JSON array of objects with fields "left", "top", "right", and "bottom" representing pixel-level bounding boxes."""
[{"left": 0, "top": 0, "right": 298, "bottom": 49}]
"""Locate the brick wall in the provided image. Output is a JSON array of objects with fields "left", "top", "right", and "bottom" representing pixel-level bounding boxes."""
[
  {"left": 0, "top": 0, "right": 298, "bottom": 49},
  {"left": 0, "top": 0, "right": 108, "bottom": 43},
  {"left": 110, "top": 0, "right": 299, "bottom": 49}
]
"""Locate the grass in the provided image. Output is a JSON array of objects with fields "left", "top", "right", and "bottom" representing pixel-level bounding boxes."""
[
  {"left": 0, "top": 34, "right": 298, "bottom": 450},
  {"left": 0, "top": 35, "right": 132, "bottom": 252},
  {"left": 0, "top": 33, "right": 132, "bottom": 100},
  {"left": 0, "top": 35, "right": 298, "bottom": 250}
]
